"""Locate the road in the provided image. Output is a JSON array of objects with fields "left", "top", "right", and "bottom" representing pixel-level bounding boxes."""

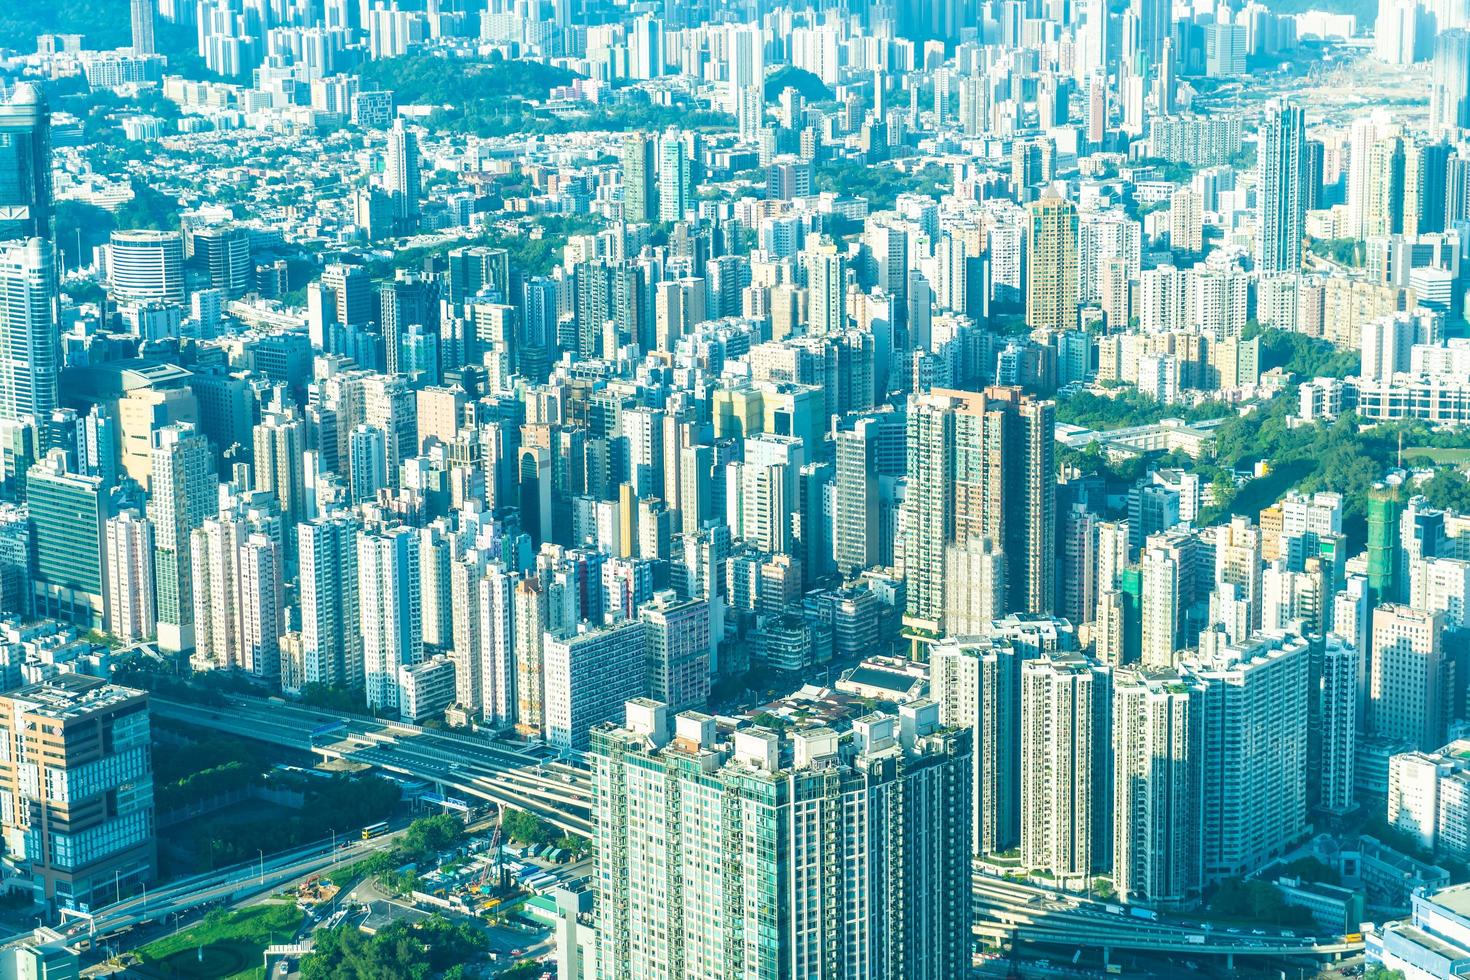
[
  {"left": 6, "top": 830, "right": 405, "bottom": 953},
  {"left": 151, "top": 694, "right": 593, "bottom": 837},
  {"left": 974, "top": 874, "right": 1364, "bottom": 965}
]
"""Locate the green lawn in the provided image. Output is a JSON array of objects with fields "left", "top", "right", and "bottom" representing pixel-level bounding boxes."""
[
  {"left": 1405, "top": 447, "right": 1470, "bottom": 465},
  {"left": 132, "top": 903, "right": 303, "bottom": 980}
]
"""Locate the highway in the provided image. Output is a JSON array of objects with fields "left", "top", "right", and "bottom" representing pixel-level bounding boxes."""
[
  {"left": 973, "top": 874, "right": 1365, "bottom": 965},
  {"left": 151, "top": 695, "right": 594, "bottom": 837},
  {"left": 4, "top": 831, "right": 403, "bottom": 952}
]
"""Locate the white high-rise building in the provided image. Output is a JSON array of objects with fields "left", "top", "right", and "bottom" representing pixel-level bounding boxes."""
[
  {"left": 1140, "top": 545, "right": 1180, "bottom": 669},
  {"left": 944, "top": 538, "right": 1007, "bottom": 637},
  {"left": 384, "top": 119, "right": 421, "bottom": 223},
  {"left": 0, "top": 238, "right": 60, "bottom": 426},
  {"left": 639, "top": 590, "right": 710, "bottom": 712},
  {"left": 358, "top": 527, "right": 423, "bottom": 713},
  {"left": 543, "top": 619, "right": 648, "bottom": 753},
  {"left": 1184, "top": 631, "right": 1310, "bottom": 881},
  {"left": 236, "top": 532, "right": 283, "bottom": 684},
  {"left": 1371, "top": 603, "right": 1448, "bottom": 751},
  {"left": 148, "top": 423, "right": 214, "bottom": 653},
  {"left": 298, "top": 516, "right": 362, "bottom": 688},
  {"left": 105, "top": 508, "right": 155, "bottom": 643},
  {"left": 1112, "top": 669, "right": 1205, "bottom": 907},
  {"left": 931, "top": 636, "right": 1022, "bottom": 856},
  {"left": 1020, "top": 654, "right": 1105, "bottom": 890},
  {"left": 108, "top": 230, "right": 185, "bottom": 306}
]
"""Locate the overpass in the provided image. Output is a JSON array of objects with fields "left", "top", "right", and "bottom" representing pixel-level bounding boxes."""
[
  {"left": 973, "top": 873, "right": 1364, "bottom": 968},
  {"left": 152, "top": 695, "right": 593, "bottom": 837}
]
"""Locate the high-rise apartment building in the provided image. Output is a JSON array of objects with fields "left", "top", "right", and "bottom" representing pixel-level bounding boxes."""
[
  {"left": 131, "top": 0, "right": 156, "bottom": 54},
  {"left": 358, "top": 526, "right": 423, "bottom": 713},
  {"left": 638, "top": 590, "right": 709, "bottom": 712},
  {"left": 544, "top": 619, "right": 647, "bottom": 753},
  {"left": 903, "top": 386, "right": 1055, "bottom": 636},
  {"left": 1111, "top": 669, "right": 1204, "bottom": 907},
  {"left": 1257, "top": 98, "right": 1306, "bottom": 274},
  {"left": 1185, "top": 631, "right": 1310, "bottom": 881},
  {"left": 385, "top": 119, "right": 421, "bottom": 227},
  {"left": 0, "top": 676, "right": 154, "bottom": 911},
  {"left": 105, "top": 508, "right": 155, "bottom": 643},
  {"left": 148, "top": 423, "right": 215, "bottom": 653},
  {"left": 298, "top": 516, "right": 362, "bottom": 688},
  {"left": 1371, "top": 603, "right": 1448, "bottom": 751},
  {"left": 931, "top": 635, "right": 1022, "bottom": 856},
  {"left": 591, "top": 698, "right": 972, "bottom": 979},
  {"left": 1025, "top": 193, "right": 1078, "bottom": 331},
  {"left": 619, "top": 132, "right": 657, "bottom": 223},
  {"left": 1020, "top": 654, "right": 1107, "bottom": 890}
]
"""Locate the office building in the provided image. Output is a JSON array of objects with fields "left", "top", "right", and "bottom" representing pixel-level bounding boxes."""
[
  {"left": 385, "top": 119, "right": 421, "bottom": 228},
  {"left": 28, "top": 453, "right": 108, "bottom": 629},
  {"left": 0, "top": 239, "right": 60, "bottom": 427},
  {"left": 0, "top": 676, "right": 153, "bottom": 911},
  {"left": 0, "top": 84, "right": 51, "bottom": 240},
  {"left": 108, "top": 230, "right": 185, "bottom": 307}
]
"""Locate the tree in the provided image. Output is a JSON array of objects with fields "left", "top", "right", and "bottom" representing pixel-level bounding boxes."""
[
  {"left": 500, "top": 809, "right": 552, "bottom": 845},
  {"left": 1415, "top": 468, "right": 1470, "bottom": 513}
]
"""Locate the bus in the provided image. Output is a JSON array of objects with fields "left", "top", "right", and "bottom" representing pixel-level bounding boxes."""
[{"left": 361, "top": 821, "right": 389, "bottom": 840}]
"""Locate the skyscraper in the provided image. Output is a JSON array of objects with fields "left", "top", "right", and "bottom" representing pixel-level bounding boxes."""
[
  {"left": 384, "top": 119, "right": 421, "bottom": 228},
  {"left": 1257, "top": 98, "right": 1306, "bottom": 274},
  {"left": 1025, "top": 193, "right": 1079, "bottom": 331},
  {"left": 108, "top": 230, "right": 185, "bottom": 306},
  {"left": 131, "top": 0, "right": 156, "bottom": 54},
  {"left": 105, "top": 508, "right": 156, "bottom": 643},
  {"left": 148, "top": 423, "right": 215, "bottom": 653},
  {"left": 1185, "top": 631, "right": 1309, "bottom": 882},
  {"left": 0, "top": 239, "right": 60, "bottom": 428},
  {"left": 591, "top": 698, "right": 972, "bottom": 979},
  {"left": 298, "top": 516, "right": 362, "bottom": 688},
  {"left": 1020, "top": 654, "right": 1107, "bottom": 890},
  {"left": 904, "top": 386, "right": 1055, "bottom": 636},
  {"left": 931, "top": 635, "right": 1022, "bottom": 856},
  {"left": 0, "top": 84, "right": 51, "bottom": 241},
  {"left": 656, "top": 131, "right": 689, "bottom": 223},
  {"left": 358, "top": 526, "right": 423, "bottom": 713},
  {"left": 1432, "top": 29, "right": 1470, "bottom": 135},
  {"left": 1111, "top": 669, "right": 1204, "bottom": 906},
  {"left": 619, "top": 132, "right": 657, "bottom": 223},
  {"left": 1370, "top": 603, "right": 1448, "bottom": 751},
  {"left": 29, "top": 452, "right": 108, "bottom": 629}
]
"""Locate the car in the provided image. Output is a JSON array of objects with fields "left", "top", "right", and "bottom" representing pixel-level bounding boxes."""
[
  {"left": 1226, "top": 927, "right": 1241, "bottom": 934},
  {"left": 1251, "top": 929, "right": 1266, "bottom": 936},
  {"left": 1282, "top": 930, "right": 1296, "bottom": 937}
]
